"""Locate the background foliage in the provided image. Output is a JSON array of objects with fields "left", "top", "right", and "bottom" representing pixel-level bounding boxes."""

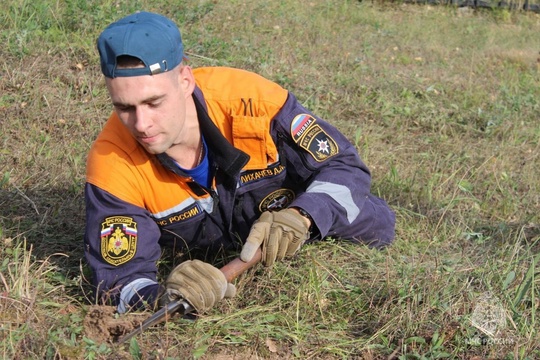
[{"left": 1, "top": 0, "right": 539, "bottom": 359}]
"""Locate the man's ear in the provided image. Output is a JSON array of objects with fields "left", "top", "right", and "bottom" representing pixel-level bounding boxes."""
[{"left": 178, "top": 65, "right": 196, "bottom": 99}]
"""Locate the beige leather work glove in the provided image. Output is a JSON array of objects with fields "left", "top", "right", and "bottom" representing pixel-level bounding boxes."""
[
  {"left": 164, "top": 260, "right": 236, "bottom": 313},
  {"left": 240, "top": 208, "right": 311, "bottom": 267}
]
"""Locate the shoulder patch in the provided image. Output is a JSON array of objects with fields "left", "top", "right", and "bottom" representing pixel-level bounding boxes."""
[
  {"left": 300, "top": 124, "right": 339, "bottom": 162},
  {"left": 291, "top": 113, "right": 339, "bottom": 162},
  {"left": 291, "top": 114, "right": 316, "bottom": 141},
  {"left": 100, "top": 216, "right": 138, "bottom": 266}
]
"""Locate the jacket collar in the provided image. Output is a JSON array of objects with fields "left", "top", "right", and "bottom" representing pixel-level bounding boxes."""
[{"left": 156, "top": 86, "right": 250, "bottom": 179}]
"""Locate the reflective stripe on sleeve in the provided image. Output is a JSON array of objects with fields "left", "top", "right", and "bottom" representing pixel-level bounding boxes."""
[
  {"left": 118, "top": 278, "right": 159, "bottom": 314},
  {"left": 151, "top": 196, "right": 214, "bottom": 219},
  {"left": 306, "top": 180, "right": 360, "bottom": 223}
]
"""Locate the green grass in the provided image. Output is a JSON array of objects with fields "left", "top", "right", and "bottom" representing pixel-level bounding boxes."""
[{"left": 1, "top": 0, "right": 540, "bottom": 359}]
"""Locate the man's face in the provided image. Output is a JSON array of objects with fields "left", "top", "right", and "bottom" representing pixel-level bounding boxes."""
[{"left": 105, "top": 66, "right": 192, "bottom": 155}]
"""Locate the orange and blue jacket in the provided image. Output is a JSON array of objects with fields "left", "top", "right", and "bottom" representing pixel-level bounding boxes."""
[{"left": 84, "top": 67, "right": 395, "bottom": 311}]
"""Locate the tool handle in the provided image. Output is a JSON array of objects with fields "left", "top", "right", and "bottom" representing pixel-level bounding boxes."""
[{"left": 221, "top": 248, "right": 262, "bottom": 282}]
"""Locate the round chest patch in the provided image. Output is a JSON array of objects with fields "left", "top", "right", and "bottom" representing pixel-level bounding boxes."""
[{"left": 259, "top": 189, "right": 295, "bottom": 212}]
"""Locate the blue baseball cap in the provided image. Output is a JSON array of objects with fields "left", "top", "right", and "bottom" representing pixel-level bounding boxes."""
[{"left": 97, "top": 11, "right": 184, "bottom": 78}]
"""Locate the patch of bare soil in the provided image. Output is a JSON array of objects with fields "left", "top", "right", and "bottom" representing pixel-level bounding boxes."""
[{"left": 83, "top": 305, "right": 141, "bottom": 344}]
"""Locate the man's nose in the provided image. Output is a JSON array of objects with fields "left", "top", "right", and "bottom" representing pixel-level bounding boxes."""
[{"left": 133, "top": 107, "right": 151, "bottom": 133}]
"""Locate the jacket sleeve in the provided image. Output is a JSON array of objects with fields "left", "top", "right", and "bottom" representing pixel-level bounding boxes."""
[
  {"left": 84, "top": 183, "right": 162, "bottom": 312},
  {"left": 273, "top": 93, "right": 396, "bottom": 247}
]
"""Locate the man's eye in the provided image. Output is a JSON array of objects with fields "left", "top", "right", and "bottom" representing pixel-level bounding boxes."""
[{"left": 115, "top": 105, "right": 132, "bottom": 112}]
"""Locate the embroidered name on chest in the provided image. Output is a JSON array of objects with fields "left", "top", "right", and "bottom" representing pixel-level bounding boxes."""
[{"left": 240, "top": 164, "right": 285, "bottom": 185}]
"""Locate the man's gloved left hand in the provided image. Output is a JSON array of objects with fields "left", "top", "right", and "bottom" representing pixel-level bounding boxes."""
[
  {"left": 163, "top": 260, "right": 236, "bottom": 313},
  {"left": 240, "top": 208, "right": 311, "bottom": 267}
]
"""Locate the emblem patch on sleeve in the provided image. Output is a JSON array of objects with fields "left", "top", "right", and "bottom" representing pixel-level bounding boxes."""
[
  {"left": 290, "top": 114, "right": 338, "bottom": 162},
  {"left": 100, "top": 216, "right": 138, "bottom": 266},
  {"left": 300, "top": 124, "right": 339, "bottom": 161}
]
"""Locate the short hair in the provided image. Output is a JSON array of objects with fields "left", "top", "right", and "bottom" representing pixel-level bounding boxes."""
[{"left": 115, "top": 55, "right": 145, "bottom": 69}]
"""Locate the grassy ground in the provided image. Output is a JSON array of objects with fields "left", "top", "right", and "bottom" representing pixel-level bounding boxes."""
[{"left": 1, "top": 0, "right": 539, "bottom": 359}]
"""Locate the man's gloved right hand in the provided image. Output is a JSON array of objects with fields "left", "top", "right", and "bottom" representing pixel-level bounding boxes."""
[
  {"left": 163, "top": 260, "right": 236, "bottom": 313},
  {"left": 240, "top": 208, "right": 311, "bottom": 267}
]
